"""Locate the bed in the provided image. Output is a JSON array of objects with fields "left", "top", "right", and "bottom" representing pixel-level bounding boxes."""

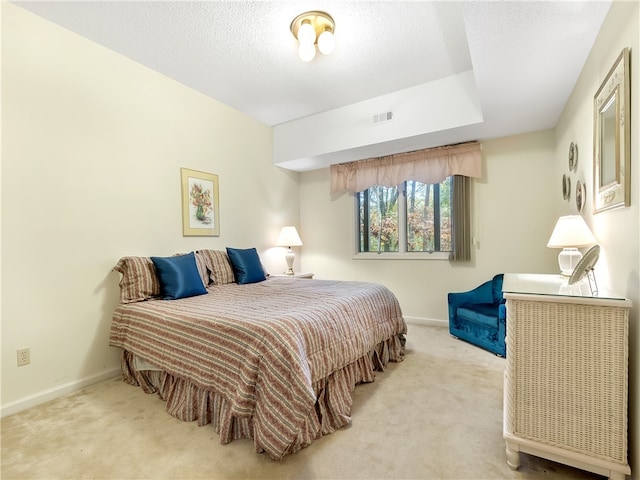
[{"left": 109, "top": 249, "right": 406, "bottom": 460}]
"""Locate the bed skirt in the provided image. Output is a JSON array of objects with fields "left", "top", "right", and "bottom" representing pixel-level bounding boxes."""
[{"left": 120, "top": 333, "right": 405, "bottom": 459}]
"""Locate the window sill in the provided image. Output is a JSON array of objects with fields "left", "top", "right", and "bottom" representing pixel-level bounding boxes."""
[{"left": 352, "top": 252, "right": 450, "bottom": 261}]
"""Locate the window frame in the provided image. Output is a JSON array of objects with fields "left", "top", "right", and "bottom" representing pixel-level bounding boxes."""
[{"left": 353, "top": 180, "right": 452, "bottom": 261}]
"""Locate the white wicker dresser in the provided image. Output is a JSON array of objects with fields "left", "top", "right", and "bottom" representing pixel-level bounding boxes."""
[{"left": 502, "top": 273, "right": 631, "bottom": 480}]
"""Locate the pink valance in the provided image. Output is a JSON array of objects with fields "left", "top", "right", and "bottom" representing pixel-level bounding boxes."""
[{"left": 330, "top": 142, "right": 482, "bottom": 194}]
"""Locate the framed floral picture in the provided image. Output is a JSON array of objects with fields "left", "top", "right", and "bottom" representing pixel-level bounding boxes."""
[{"left": 180, "top": 168, "right": 220, "bottom": 236}]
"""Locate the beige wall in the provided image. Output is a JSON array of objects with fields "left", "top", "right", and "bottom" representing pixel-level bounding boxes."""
[
  {"left": 299, "top": 129, "right": 559, "bottom": 323},
  {"left": 554, "top": 0, "right": 639, "bottom": 472},
  {"left": 1, "top": 3, "right": 299, "bottom": 413}
]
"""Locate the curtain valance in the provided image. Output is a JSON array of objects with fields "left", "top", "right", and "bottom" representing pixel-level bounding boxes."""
[{"left": 330, "top": 141, "right": 482, "bottom": 194}]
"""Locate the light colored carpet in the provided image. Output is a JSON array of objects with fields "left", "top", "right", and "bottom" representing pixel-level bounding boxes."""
[{"left": 1, "top": 325, "right": 602, "bottom": 480}]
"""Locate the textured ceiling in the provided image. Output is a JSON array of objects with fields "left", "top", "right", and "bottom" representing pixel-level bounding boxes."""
[{"left": 14, "top": 1, "right": 612, "bottom": 169}]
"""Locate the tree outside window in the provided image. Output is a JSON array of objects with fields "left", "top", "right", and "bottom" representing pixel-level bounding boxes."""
[{"left": 357, "top": 177, "right": 453, "bottom": 254}]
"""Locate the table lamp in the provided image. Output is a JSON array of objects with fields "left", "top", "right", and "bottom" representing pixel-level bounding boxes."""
[
  {"left": 276, "top": 226, "right": 303, "bottom": 275},
  {"left": 547, "top": 215, "right": 597, "bottom": 276}
]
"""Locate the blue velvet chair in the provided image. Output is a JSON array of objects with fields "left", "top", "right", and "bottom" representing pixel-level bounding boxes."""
[{"left": 448, "top": 274, "right": 506, "bottom": 357}]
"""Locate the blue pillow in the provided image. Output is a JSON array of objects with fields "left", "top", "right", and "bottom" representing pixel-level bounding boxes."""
[
  {"left": 150, "top": 252, "right": 207, "bottom": 300},
  {"left": 226, "top": 247, "right": 266, "bottom": 285}
]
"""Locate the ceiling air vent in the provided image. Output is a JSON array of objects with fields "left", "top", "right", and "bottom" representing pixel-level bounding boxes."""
[{"left": 373, "top": 111, "right": 393, "bottom": 125}]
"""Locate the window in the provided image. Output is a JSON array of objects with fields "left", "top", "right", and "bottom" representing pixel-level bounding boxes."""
[
  {"left": 331, "top": 142, "right": 478, "bottom": 262},
  {"left": 357, "top": 177, "right": 453, "bottom": 256}
]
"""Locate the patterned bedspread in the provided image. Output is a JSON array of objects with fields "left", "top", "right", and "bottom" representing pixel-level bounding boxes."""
[{"left": 109, "top": 277, "right": 406, "bottom": 459}]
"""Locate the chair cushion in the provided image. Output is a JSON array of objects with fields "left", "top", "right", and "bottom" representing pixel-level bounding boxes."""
[{"left": 456, "top": 303, "right": 500, "bottom": 329}]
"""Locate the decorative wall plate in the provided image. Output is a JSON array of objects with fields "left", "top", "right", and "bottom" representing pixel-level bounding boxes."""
[
  {"left": 562, "top": 174, "right": 571, "bottom": 200},
  {"left": 576, "top": 180, "right": 585, "bottom": 212},
  {"left": 568, "top": 142, "right": 578, "bottom": 172},
  {"left": 569, "top": 244, "right": 600, "bottom": 285}
]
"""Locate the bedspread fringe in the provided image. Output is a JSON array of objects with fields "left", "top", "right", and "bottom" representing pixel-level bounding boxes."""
[{"left": 120, "top": 333, "right": 404, "bottom": 459}]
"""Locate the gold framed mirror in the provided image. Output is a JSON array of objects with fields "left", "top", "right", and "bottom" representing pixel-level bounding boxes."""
[{"left": 593, "top": 48, "right": 630, "bottom": 213}]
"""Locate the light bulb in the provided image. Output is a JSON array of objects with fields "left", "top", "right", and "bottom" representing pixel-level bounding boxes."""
[
  {"left": 297, "top": 20, "right": 316, "bottom": 45},
  {"left": 317, "top": 29, "right": 335, "bottom": 55},
  {"left": 298, "top": 42, "right": 316, "bottom": 62}
]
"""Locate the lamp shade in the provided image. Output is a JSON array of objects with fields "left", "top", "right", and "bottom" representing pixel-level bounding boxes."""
[
  {"left": 547, "top": 215, "right": 597, "bottom": 248},
  {"left": 276, "top": 226, "right": 303, "bottom": 247}
]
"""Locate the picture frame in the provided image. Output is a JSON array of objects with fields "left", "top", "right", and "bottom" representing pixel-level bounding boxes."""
[
  {"left": 593, "top": 48, "right": 630, "bottom": 213},
  {"left": 180, "top": 168, "right": 220, "bottom": 236}
]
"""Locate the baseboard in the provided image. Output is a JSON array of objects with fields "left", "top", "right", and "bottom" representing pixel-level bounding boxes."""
[
  {"left": 404, "top": 316, "right": 448, "bottom": 327},
  {"left": 0, "top": 367, "right": 121, "bottom": 418}
]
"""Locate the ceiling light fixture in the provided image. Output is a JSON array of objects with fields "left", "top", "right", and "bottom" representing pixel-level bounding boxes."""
[{"left": 290, "top": 11, "right": 335, "bottom": 62}]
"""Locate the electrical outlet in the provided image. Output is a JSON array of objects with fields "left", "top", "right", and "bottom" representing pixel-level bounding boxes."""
[{"left": 17, "top": 348, "right": 30, "bottom": 367}]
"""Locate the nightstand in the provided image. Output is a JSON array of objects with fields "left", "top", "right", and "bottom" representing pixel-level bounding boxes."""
[{"left": 273, "top": 273, "right": 314, "bottom": 279}]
